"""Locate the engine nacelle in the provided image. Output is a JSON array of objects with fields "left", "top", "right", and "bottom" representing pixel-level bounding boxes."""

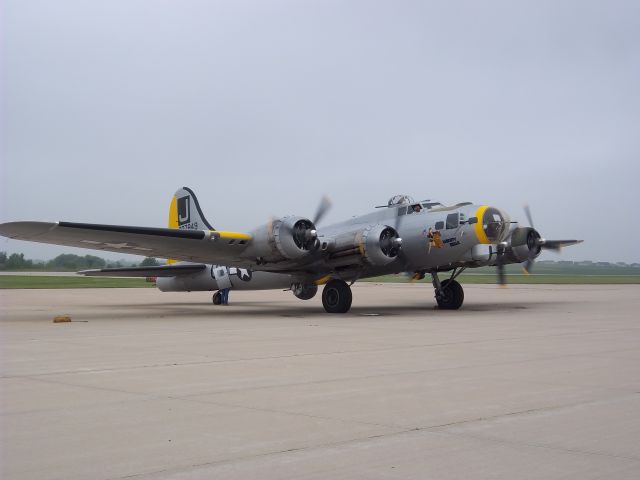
[
  {"left": 247, "top": 215, "right": 318, "bottom": 263},
  {"left": 506, "top": 227, "right": 542, "bottom": 263},
  {"left": 323, "top": 224, "right": 401, "bottom": 267}
]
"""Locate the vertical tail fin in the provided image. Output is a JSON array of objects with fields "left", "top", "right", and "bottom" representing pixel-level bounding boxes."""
[
  {"left": 167, "top": 187, "right": 214, "bottom": 265},
  {"left": 168, "top": 187, "right": 214, "bottom": 231}
]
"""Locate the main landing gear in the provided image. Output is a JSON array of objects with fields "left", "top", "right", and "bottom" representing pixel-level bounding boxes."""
[
  {"left": 322, "top": 279, "right": 352, "bottom": 313},
  {"left": 212, "top": 291, "right": 222, "bottom": 305},
  {"left": 431, "top": 269, "right": 465, "bottom": 310}
]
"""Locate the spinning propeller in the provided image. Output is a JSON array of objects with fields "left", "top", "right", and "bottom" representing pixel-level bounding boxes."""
[
  {"left": 495, "top": 205, "right": 583, "bottom": 286},
  {"left": 313, "top": 195, "right": 332, "bottom": 225},
  {"left": 267, "top": 195, "right": 333, "bottom": 252}
]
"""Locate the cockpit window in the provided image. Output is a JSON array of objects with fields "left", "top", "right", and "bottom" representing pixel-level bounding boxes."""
[
  {"left": 422, "top": 202, "right": 442, "bottom": 209},
  {"left": 446, "top": 213, "right": 459, "bottom": 229}
]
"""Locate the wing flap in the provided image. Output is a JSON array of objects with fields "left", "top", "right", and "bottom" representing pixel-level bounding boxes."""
[
  {"left": 79, "top": 264, "right": 207, "bottom": 277},
  {"left": 0, "top": 221, "right": 253, "bottom": 266}
]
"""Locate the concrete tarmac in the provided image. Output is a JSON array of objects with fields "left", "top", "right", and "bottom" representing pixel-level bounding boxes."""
[{"left": 1, "top": 284, "right": 639, "bottom": 479}]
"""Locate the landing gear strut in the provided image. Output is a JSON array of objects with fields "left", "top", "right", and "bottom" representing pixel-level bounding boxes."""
[
  {"left": 431, "top": 270, "right": 464, "bottom": 310},
  {"left": 322, "top": 279, "right": 352, "bottom": 313}
]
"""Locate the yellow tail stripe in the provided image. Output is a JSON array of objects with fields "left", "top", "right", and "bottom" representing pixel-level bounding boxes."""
[
  {"left": 167, "top": 196, "right": 179, "bottom": 264},
  {"left": 168, "top": 196, "right": 179, "bottom": 229},
  {"left": 167, "top": 195, "right": 251, "bottom": 264}
]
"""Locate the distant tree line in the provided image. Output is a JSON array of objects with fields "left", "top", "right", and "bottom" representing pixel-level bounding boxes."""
[{"left": 0, "top": 252, "right": 160, "bottom": 271}]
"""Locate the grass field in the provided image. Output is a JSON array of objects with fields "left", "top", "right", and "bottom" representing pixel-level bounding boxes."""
[
  {"left": 1, "top": 272, "right": 639, "bottom": 289},
  {"left": 363, "top": 274, "right": 640, "bottom": 285},
  {"left": 0, "top": 276, "right": 154, "bottom": 289},
  {"left": 360, "top": 263, "right": 640, "bottom": 285}
]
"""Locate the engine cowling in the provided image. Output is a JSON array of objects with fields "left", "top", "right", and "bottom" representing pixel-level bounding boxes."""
[
  {"left": 323, "top": 224, "right": 402, "bottom": 267},
  {"left": 506, "top": 227, "right": 542, "bottom": 263},
  {"left": 273, "top": 216, "right": 318, "bottom": 259},
  {"left": 247, "top": 215, "right": 318, "bottom": 263}
]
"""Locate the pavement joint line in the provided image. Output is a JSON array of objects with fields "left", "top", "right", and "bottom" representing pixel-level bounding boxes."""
[
  {"left": 6, "top": 325, "right": 638, "bottom": 352},
  {"left": 178, "top": 389, "right": 640, "bottom": 439},
  {"left": 3, "top": 331, "right": 639, "bottom": 380},
  {"left": 433, "top": 429, "right": 640, "bottom": 464},
  {"left": 421, "top": 393, "right": 640, "bottom": 462},
  {"left": 111, "top": 347, "right": 640, "bottom": 397},
  {"left": 110, "top": 427, "right": 412, "bottom": 480},
  {"left": 10, "top": 374, "right": 404, "bottom": 431},
  {"left": 107, "top": 392, "right": 640, "bottom": 480},
  {"left": 175, "top": 368, "right": 640, "bottom": 403},
  {"left": 2, "top": 373, "right": 401, "bottom": 430},
  {"left": 5, "top": 345, "right": 638, "bottom": 406},
  {"left": 12, "top": 357, "right": 635, "bottom": 431},
  {"left": 424, "top": 391, "right": 640, "bottom": 429},
  {"left": 172, "top": 395, "right": 402, "bottom": 430}
]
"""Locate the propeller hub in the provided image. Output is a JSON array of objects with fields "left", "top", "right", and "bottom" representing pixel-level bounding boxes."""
[
  {"left": 378, "top": 227, "right": 402, "bottom": 258},
  {"left": 291, "top": 219, "right": 318, "bottom": 251},
  {"left": 526, "top": 229, "right": 542, "bottom": 256}
]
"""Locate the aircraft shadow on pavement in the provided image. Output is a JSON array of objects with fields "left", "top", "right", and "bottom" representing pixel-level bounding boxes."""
[{"left": 87, "top": 299, "right": 568, "bottom": 320}]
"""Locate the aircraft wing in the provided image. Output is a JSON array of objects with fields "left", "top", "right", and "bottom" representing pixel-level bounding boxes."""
[
  {"left": 79, "top": 264, "right": 207, "bottom": 277},
  {"left": 0, "top": 221, "right": 253, "bottom": 266}
]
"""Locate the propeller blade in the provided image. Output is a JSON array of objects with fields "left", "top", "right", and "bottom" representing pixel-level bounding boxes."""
[
  {"left": 313, "top": 196, "right": 332, "bottom": 225},
  {"left": 407, "top": 271, "right": 424, "bottom": 284},
  {"left": 496, "top": 243, "right": 507, "bottom": 286},
  {"left": 523, "top": 204, "right": 535, "bottom": 228},
  {"left": 515, "top": 204, "right": 581, "bottom": 273},
  {"left": 523, "top": 257, "right": 535, "bottom": 274},
  {"left": 267, "top": 215, "right": 274, "bottom": 237},
  {"left": 539, "top": 239, "right": 583, "bottom": 251},
  {"left": 497, "top": 262, "right": 507, "bottom": 286}
]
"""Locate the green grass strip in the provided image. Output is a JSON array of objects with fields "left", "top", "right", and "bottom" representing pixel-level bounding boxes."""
[
  {"left": 0, "top": 276, "right": 154, "bottom": 289},
  {"left": 364, "top": 274, "right": 640, "bottom": 285}
]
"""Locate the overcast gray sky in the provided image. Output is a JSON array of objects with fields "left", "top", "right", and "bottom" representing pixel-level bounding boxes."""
[{"left": 1, "top": 0, "right": 639, "bottom": 263}]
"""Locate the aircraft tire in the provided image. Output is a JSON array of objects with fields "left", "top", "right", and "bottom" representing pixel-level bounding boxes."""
[
  {"left": 322, "top": 280, "right": 352, "bottom": 313},
  {"left": 435, "top": 279, "right": 464, "bottom": 310},
  {"left": 292, "top": 283, "right": 318, "bottom": 300},
  {"left": 212, "top": 291, "right": 222, "bottom": 305}
]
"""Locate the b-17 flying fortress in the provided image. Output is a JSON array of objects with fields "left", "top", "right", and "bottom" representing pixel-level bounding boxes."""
[{"left": 0, "top": 187, "right": 582, "bottom": 313}]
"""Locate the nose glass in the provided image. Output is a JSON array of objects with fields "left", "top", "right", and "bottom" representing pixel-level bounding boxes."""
[{"left": 482, "top": 207, "right": 508, "bottom": 242}]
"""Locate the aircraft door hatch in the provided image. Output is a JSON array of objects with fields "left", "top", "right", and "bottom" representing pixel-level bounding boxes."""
[{"left": 212, "top": 265, "right": 233, "bottom": 289}]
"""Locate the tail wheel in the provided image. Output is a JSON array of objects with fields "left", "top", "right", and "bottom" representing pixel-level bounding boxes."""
[
  {"left": 436, "top": 279, "right": 464, "bottom": 310},
  {"left": 322, "top": 280, "right": 352, "bottom": 313},
  {"left": 212, "top": 291, "right": 222, "bottom": 305}
]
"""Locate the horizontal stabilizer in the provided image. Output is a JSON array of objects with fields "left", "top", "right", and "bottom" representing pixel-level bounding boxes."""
[{"left": 79, "top": 264, "right": 207, "bottom": 277}]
